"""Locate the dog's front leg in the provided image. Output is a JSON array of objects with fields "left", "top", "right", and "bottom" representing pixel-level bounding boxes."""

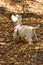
[{"left": 13, "top": 29, "right": 17, "bottom": 40}]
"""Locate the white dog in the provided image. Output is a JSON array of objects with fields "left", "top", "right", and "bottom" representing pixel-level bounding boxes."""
[{"left": 11, "top": 15, "right": 39, "bottom": 43}]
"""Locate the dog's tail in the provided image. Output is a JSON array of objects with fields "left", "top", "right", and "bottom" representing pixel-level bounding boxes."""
[{"left": 33, "top": 24, "right": 40, "bottom": 29}]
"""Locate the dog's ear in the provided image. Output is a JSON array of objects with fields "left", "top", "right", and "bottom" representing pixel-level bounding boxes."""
[{"left": 11, "top": 15, "right": 18, "bottom": 22}]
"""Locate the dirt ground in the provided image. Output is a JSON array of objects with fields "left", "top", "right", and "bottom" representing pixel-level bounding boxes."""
[{"left": 0, "top": 13, "right": 43, "bottom": 65}]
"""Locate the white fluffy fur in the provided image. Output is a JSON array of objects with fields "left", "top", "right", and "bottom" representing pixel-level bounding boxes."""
[
  {"left": 11, "top": 15, "right": 18, "bottom": 22},
  {"left": 11, "top": 15, "right": 39, "bottom": 43}
]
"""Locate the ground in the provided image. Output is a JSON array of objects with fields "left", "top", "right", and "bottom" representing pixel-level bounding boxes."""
[{"left": 0, "top": 13, "right": 43, "bottom": 65}]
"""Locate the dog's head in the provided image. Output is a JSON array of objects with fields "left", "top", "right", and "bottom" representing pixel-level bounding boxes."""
[{"left": 11, "top": 14, "right": 22, "bottom": 24}]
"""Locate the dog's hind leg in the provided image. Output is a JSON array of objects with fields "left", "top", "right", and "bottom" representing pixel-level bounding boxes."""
[
  {"left": 34, "top": 30, "right": 38, "bottom": 41},
  {"left": 26, "top": 29, "right": 33, "bottom": 44}
]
